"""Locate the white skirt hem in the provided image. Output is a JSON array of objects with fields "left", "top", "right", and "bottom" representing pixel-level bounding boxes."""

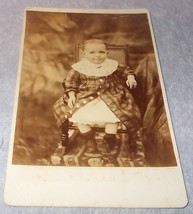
[{"left": 69, "top": 98, "right": 120, "bottom": 124}]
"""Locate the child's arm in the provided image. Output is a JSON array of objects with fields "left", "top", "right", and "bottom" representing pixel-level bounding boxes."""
[
  {"left": 67, "top": 91, "right": 76, "bottom": 109},
  {"left": 115, "top": 65, "right": 137, "bottom": 89},
  {"left": 64, "top": 69, "right": 80, "bottom": 108},
  {"left": 65, "top": 69, "right": 80, "bottom": 93},
  {"left": 126, "top": 74, "right": 137, "bottom": 89}
]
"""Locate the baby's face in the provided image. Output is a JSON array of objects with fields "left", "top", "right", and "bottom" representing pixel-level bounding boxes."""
[{"left": 83, "top": 43, "right": 108, "bottom": 64}]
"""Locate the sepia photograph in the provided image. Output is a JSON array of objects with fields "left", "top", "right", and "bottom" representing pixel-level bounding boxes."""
[{"left": 11, "top": 9, "right": 178, "bottom": 168}]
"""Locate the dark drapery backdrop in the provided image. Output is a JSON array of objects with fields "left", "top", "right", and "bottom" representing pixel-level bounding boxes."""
[{"left": 12, "top": 11, "right": 176, "bottom": 166}]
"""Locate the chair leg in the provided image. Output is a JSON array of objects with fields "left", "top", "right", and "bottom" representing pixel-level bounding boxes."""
[
  {"left": 102, "top": 133, "right": 117, "bottom": 153},
  {"left": 81, "top": 130, "right": 98, "bottom": 154},
  {"left": 81, "top": 130, "right": 101, "bottom": 157},
  {"left": 129, "top": 128, "right": 146, "bottom": 166},
  {"left": 61, "top": 120, "right": 69, "bottom": 148}
]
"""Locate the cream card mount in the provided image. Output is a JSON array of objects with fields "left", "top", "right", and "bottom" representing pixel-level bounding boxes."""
[{"left": 4, "top": 7, "right": 188, "bottom": 208}]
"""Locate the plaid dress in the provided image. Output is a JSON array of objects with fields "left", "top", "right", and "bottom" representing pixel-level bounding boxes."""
[{"left": 54, "top": 62, "right": 142, "bottom": 135}]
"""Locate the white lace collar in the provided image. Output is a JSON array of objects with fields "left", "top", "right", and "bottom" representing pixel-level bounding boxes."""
[{"left": 71, "top": 58, "right": 118, "bottom": 77}]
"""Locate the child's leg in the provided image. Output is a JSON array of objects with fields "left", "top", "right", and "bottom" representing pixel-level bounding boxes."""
[
  {"left": 77, "top": 123, "right": 92, "bottom": 133},
  {"left": 105, "top": 123, "right": 119, "bottom": 134},
  {"left": 101, "top": 123, "right": 119, "bottom": 154},
  {"left": 77, "top": 123, "right": 98, "bottom": 154}
]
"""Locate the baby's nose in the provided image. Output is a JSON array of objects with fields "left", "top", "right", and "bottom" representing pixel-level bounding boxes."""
[{"left": 95, "top": 53, "right": 101, "bottom": 57}]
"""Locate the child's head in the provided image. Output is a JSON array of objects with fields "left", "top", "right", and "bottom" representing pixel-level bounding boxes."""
[{"left": 82, "top": 39, "right": 108, "bottom": 64}]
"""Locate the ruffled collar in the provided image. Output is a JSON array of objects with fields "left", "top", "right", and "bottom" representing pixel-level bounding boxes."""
[{"left": 71, "top": 58, "right": 118, "bottom": 77}]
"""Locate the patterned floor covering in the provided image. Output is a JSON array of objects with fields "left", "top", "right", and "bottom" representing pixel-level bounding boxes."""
[{"left": 51, "top": 130, "right": 148, "bottom": 167}]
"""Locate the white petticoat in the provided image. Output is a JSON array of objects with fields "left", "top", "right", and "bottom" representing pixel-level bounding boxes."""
[{"left": 69, "top": 97, "right": 120, "bottom": 125}]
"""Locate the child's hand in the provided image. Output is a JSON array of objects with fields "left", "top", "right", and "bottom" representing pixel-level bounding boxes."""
[
  {"left": 67, "top": 92, "right": 76, "bottom": 109},
  {"left": 126, "top": 75, "right": 137, "bottom": 89}
]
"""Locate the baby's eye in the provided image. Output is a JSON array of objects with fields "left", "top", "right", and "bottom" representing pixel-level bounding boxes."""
[{"left": 99, "top": 51, "right": 105, "bottom": 53}]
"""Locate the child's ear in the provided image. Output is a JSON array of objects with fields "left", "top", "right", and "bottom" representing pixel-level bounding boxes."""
[{"left": 107, "top": 51, "right": 109, "bottom": 55}]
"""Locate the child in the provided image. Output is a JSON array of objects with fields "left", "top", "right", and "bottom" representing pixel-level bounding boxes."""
[{"left": 54, "top": 39, "right": 145, "bottom": 162}]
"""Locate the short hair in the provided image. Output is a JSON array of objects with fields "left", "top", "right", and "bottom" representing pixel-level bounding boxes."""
[{"left": 82, "top": 39, "right": 107, "bottom": 50}]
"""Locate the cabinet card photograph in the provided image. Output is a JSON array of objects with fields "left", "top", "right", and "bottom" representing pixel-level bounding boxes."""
[{"left": 4, "top": 8, "right": 188, "bottom": 208}]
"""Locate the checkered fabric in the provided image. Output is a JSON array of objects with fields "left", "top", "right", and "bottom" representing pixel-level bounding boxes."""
[{"left": 54, "top": 65, "right": 142, "bottom": 135}]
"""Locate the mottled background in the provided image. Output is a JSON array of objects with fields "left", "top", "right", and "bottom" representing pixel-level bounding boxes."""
[
  {"left": 1, "top": 0, "right": 193, "bottom": 213},
  {"left": 12, "top": 11, "right": 176, "bottom": 167},
  {"left": 12, "top": 11, "right": 153, "bottom": 165}
]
